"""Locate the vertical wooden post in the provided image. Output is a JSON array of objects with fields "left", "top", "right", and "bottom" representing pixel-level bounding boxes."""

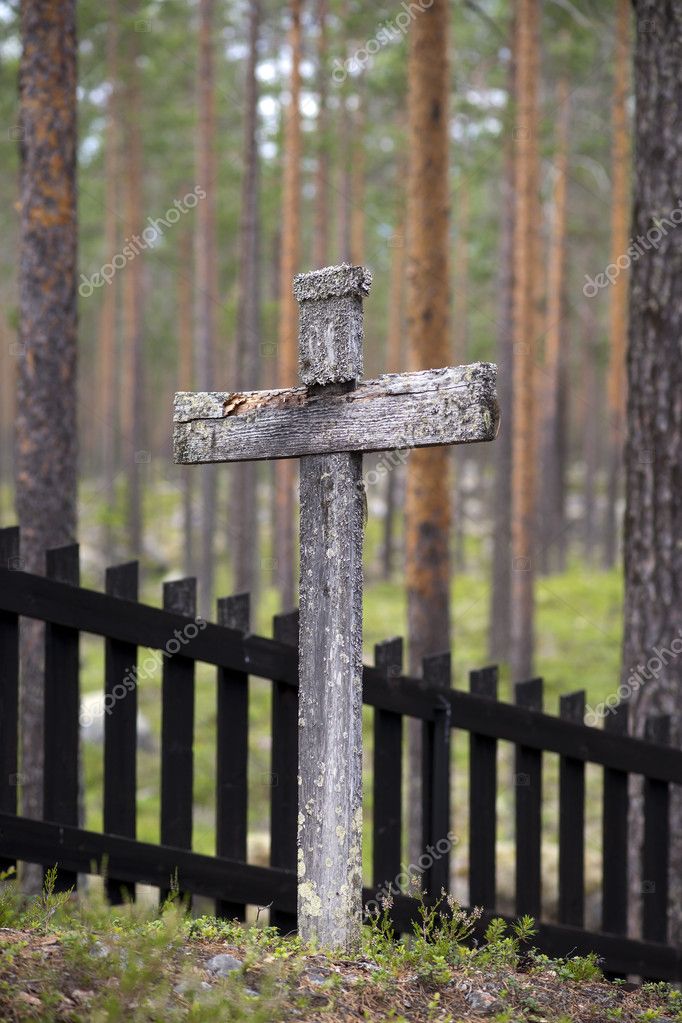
[
  {"left": 270, "top": 609, "right": 299, "bottom": 933},
  {"left": 216, "top": 593, "right": 249, "bottom": 920},
  {"left": 160, "top": 577, "right": 196, "bottom": 905},
  {"left": 44, "top": 543, "right": 80, "bottom": 893},
  {"left": 0, "top": 528, "right": 20, "bottom": 877},
  {"left": 295, "top": 264, "right": 371, "bottom": 950},
  {"left": 104, "top": 560, "right": 139, "bottom": 904}
]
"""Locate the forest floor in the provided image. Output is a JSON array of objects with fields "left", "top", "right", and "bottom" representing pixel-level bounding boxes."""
[{"left": 0, "top": 880, "right": 679, "bottom": 1023}]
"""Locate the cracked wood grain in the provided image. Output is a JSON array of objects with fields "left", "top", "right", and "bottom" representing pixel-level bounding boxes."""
[{"left": 174, "top": 362, "right": 498, "bottom": 465}]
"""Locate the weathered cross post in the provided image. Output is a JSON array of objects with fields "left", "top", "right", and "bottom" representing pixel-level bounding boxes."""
[{"left": 173, "top": 263, "right": 498, "bottom": 951}]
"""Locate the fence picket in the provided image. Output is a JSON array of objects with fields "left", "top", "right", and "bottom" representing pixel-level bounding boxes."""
[
  {"left": 0, "top": 527, "right": 20, "bottom": 876},
  {"left": 602, "top": 702, "right": 629, "bottom": 935},
  {"left": 558, "top": 690, "right": 586, "bottom": 927},
  {"left": 270, "top": 610, "right": 298, "bottom": 933},
  {"left": 642, "top": 715, "right": 670, "bottom": 944},
  {"left": 421, "top": 652, "right": 451, "bottom": 898},
  {"left": 469, "top": 666, "right": 498, "bottom": 909},
  {"left": 43, "top": 544, "right": 80, "bottom": 892},
  {"left": 104, "top": 561, "right": 139, "bottom": 903},
  {"left": 514, "top": 678, "right": 543, "bottom": 918},
  {"left": 216, "top": 593, "right": 249, "bottom": 920},
  {"left": 372, "top": 639, "right": 403, "bottom": 896},
  {"left": 160, "top": 578, "right": 196, "bottom": 904}
]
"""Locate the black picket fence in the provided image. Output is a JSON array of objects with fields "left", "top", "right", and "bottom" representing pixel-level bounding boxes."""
[{"left": 0, "top": 524, "right": 681, "bottom": 979}]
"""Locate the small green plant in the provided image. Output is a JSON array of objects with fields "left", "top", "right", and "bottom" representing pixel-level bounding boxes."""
[
  {"left": 23, "top": 865, "right": 73, "bottom": 931},
  {"left": 475, "top": 914, "right": 538, "bottom": 970},
  {"left": 0, "top": 865, "right": 19, "bottom": 928},
  {"left": 557, "top": 951, "right": 603, "bottom": 982}
]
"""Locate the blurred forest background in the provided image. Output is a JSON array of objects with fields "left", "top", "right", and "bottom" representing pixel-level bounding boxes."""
[
  {"left": 18, "top": 0, "right": 682, "bottom": 933},
  {"left": 0, "top": 0, "right": 629, "bottom": 707}
]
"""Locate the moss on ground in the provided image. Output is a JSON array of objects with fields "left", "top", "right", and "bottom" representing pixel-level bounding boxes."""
[{"left": 0, "top": 875, "right": 678, "bottom": 1023}]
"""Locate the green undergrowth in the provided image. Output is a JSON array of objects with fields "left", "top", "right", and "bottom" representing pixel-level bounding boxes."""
[{"left": 3, "top": 870, "right": 677, "bottom": 1023}]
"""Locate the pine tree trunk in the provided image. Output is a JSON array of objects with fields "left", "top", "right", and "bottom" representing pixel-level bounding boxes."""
[
  {"left": 405, "top": 0, "right": 452, "bottom": 859},
  {"left": 275, "top": 0, "right": 301, "bottom": 611},
  {"left": 0, "top": 309, "right": 14, "bottom": 521},
  {"left": 625, "top": 0, "right": 682, "bottom": 944},
  {"left": 232, "top": 0, "right": 261, "bottom": 598},
  {"left": 453, "top": 179, "right": 470, "bottom": 573},
  {"left": 121, "top": 15, "right": 144, "bottom": 559},
  {"left": 510, "top": 0, "right": 540, "bottom": 681},
  {"left": 195, "top": 0, "right": 218, "bottom": 615},
  {"left": 178, "top": 230, "right": 194, "bottom": 578},
  {"left": 381, "top": 214, "right": 406, "bottom": 580},
  {"left": 580, "top": 301, "right": 600, "bottom": 565},
  {"left": 604, "top": 0, "right": 631, "bottom": 569},
  {"left": 313, "top": 0, "right": 329, "bottom": 270},
  {"left": 15, "top": 0, "right": 78, "bottom": 841},
  {"left": 99, "top": 0, "right": 119, "bottom": 561},
  {"left": 350, "top": 98, "right": 365, "bottom": 266},
  {"left": 488, "top": 60, "right": 515, "bottom": 663},
  {"left": 539, "top": 80, "right": 570, "bottom": 576}
]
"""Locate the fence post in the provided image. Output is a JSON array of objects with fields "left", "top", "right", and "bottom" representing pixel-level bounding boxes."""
[
  {"left": 160, "top": 577, "right": 197, "bottom": 905},
  {"left": 270, "top": 610, "right": 298, "bottom": 933},
  {"left": 422, "top": 652, "right": 451, "bottom": 899},
  {"left": 43, "top": 543, "right": 80, "bottom": 892},
  {"left": 642, "top": 714, "right": 670, "bottom": 944},
  {"left": 558, "top": 690, "right": 586, "bottom": 927},
  {"left": 602, "top": 701, "right": 629, "bottom": 935},
  {"left": 469, "top": 665, "right": 498, "bottom": 909},
  {"left": 0, "top": 527, "right": 20, "bottom": 877},
  {"left": 216, "top": 592, "right": 250, "bottom": 920},
  {"left": 104, "top": 561, "right": 139, "bottom": 903},
  {"left": 372, "top": 638, "right": 403, "bottom": 898},
  {"left": 514, "top": 677, "right": 543, "bottom": 918}
]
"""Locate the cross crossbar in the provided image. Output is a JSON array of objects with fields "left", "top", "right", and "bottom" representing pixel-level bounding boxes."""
[{"left": 174, "top": 363, "right": 498, "bottom": 465}]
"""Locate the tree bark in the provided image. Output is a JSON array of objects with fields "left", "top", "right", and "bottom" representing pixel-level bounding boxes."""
[
  {"left": 195, "top": 0, "right": 219, "bottom": 616},
  {"left": 488, "top": 48, "right": 515, "bottom": 662},
  {"left": 580, "top": 300, "right": 601, "bottom": 565},
  {"left": 99, "top": 0, "right": 119, "bottom": 562},
  {"left": 15, "top": 0, "right": 78, "bottom": 848},
  {"left": 539, "top": 79, "right": 570, "bottom": 575},
  {"left": 121, "top": 12, "right": 144, "bottom": 559},
  {"left": 405, "top": 0, "right": 452, "bottom": 860},
  {"left": 350, "top": 97, "right": 365, "bottom": 266},
  {"left": 231, "top": 0, "right": 261, "bottom": 598},
  {"left": 453, "top": 178, "right": 470, "bottom": 572},
  {"left": 313, "top": 0, "right": 329, "bottom": 270},
  {"left": 604, "top": 0, "right": 631, "bottom": 569},
  {"left": 178, "top": 229, "right": 194, "bottom": 578},
  {"left": 625, "top": 0, "right": 682, "bottom": 944},
  {"left": 381, "top": 215, "right": 406, "bottom": 580},
  {"left": 510, "top": 0, "right": 541, "bottom": 682},
  {"left": 275, "top": 0, "right": 302, "bottom": 611}
]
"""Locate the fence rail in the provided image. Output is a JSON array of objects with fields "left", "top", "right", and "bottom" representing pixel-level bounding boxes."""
[{"left": 0, "top": 525, "right": 679, "bottom": 979}]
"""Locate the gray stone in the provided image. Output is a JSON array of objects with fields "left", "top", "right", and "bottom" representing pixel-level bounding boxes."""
[
  {"left": 303, "top": 969, "right": 329, "bottom": 986},
  {"left": 205, "top": 953, "right": 242, "bottom": 977},
  {"left": 465, "top": 988, "right": 503, "bottom": 1015}
]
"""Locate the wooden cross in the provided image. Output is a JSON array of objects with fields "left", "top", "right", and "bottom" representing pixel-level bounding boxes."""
[{"left": 174, "top": 263, "right": 498, "bottom": 950}]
